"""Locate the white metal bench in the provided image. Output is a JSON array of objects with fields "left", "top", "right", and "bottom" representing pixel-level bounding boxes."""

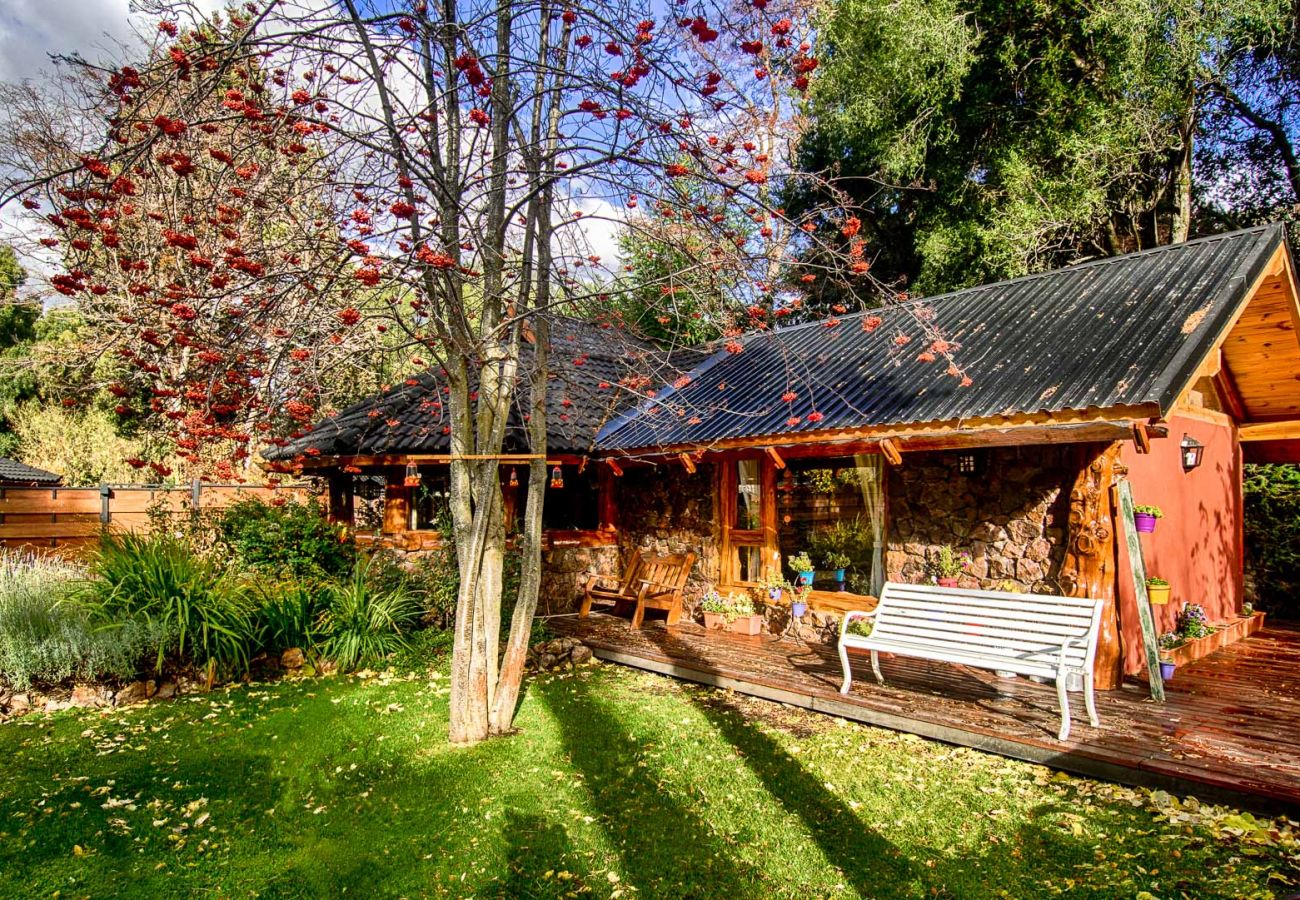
[{"left": 838, "top": 582, "right": 1105, "bottom": 740}]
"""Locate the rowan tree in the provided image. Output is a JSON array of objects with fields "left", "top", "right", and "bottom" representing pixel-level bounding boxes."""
[{"left": 2, "top": 0, "right": 956, "bottom": 742}]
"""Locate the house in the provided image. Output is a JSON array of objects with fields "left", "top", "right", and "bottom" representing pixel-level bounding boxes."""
[
  {"left": 0, "top": 458, "right": 62, "bottom": 488},
  {"left": 270, "top": 223, "right": 1300, "bottom": 688}
]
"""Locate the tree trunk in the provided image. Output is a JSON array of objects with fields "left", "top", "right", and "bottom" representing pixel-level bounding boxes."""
[{"left": 1170, "top": 90, "right": 1196, "bottom": 244}]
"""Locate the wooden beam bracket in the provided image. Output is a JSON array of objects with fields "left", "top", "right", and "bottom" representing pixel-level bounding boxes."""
[
  {"left": 1132, "top": 423, "right": 1151, "bottom": 454},
  {"left": 764, "top": 447, "right": 786, "bottom": 470},
  {"left": 879, "top": 438, "right": 903, "bottom": 466},
  {"left": 679, "top": 452, "right": 697, "bottom": 475},
  {"left": 606, "top": 459, "right": 624, "bottom": 477}
]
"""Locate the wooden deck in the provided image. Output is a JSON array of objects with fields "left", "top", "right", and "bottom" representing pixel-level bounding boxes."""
[{"left": 550, "top": 613, "right": 1300, "bottom": 813}]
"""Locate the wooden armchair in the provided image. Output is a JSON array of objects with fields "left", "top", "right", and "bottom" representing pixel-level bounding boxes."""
[
  {"left": 580, "top": 549, "right": 644, "bottom": 618},
  {"left": 581, "top": 550, "right": 697, "bottom": 628}
]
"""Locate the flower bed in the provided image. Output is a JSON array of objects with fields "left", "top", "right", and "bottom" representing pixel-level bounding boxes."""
[{"left": 1161, "top": 612, "right": 1267, "bottom": 668}]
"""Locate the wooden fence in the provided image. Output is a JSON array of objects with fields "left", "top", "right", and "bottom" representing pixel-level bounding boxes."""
[{"left": 0, "top": 482, "right": 316, "bottom": 554}]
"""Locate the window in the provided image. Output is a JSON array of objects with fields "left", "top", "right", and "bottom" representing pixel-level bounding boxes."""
[
  {"left": 776, "top": 455, "right": 885, "bottom": 595},
  {"left": 409, "top": 469, "right": 451, "bottom": 531},
  {"left": 507, "top": 465, "right": 601, "bottom": 532},
  {"left": 735, "top": 458, "right": 762, "bottom": 530}
]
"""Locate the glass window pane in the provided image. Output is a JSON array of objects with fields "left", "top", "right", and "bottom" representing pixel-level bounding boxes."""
[
  {"left": 410, "top": 469, "right": 451, "bottom": 531},
  {"left": 736, "top": 544, "right": 763, "bottom": 583},
  {"left": 776, "top": 455, "right": 885, "bottom": 595},
  {"left": 735, "top": 459, "right": 761, "bottom": 530}
]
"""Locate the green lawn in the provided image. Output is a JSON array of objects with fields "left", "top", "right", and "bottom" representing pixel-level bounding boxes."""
[{"left": 1, "top": 661, "right": 1296, "bottom": 899}]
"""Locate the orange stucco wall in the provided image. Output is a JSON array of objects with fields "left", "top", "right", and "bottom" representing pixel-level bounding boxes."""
[{"left": 1116, "top": 415, "right": 1243, "bottom": 675}]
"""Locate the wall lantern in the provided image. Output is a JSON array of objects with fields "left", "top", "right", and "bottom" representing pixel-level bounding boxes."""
[
  {"left": 1180, "top": 434, "right": 1204, "bottom": 472},
  {"left": 403, "top": 462, "right": 421, "bottom": 488},
  {"left": 549, "top": 465, "right": 564, "bottom": 489},
  {"left": 508, "top": 467, "right": 519, "bottom": 488}
]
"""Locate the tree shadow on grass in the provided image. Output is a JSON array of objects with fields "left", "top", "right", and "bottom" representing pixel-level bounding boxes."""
[
  {"left": 688, "top": 689, "right": 916, "bottom": 898},
  {"left": 497, "top": 809, "right": 587, "bottom": 899},
  {"left": 537, "top": 675, "right": 766, "bottom": 898}
]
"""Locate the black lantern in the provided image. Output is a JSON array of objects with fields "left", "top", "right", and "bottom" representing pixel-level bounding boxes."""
[
  {"left": 549, "top": 465, "right": 564, "bottom": 488},
  {"left": 1180, "top": 434, "right": 1204, "bottom": 471},
  {"left": 403, "top": 462, "right": 421, "bottom": 487}
]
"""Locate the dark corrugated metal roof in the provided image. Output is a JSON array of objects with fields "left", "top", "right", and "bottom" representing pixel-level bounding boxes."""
[
  {"left": 267, "top": 317, "right": 702, "bottom": 460},
  {"left": 0, "top": 457, "right": 62, "bottom": 485},
  {"left": 598, "top": 224, "right": 1285, "bottom": 451}
]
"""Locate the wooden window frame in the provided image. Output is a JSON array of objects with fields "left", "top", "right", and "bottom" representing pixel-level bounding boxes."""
[{"left": 717, "top": 453, "right": 780, "bottom": 588}]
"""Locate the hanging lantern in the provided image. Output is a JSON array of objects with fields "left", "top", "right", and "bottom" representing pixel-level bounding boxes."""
[
  {"left": 508, "top": 467, "right": 519, "bottom": 488},
  {"left": 1180, "top": 434, "right": 1204, "bottom": 471},
  {"left": 403, "top": 462, "right": 421, "bottom": 488},
  {"left": 549, "top": 465, "right": 564, "bottom": 489}
]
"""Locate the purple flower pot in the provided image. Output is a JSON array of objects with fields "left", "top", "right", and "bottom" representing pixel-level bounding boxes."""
[
  {"left": 791, "top": 601, "right": 808, "bottom": 617},
  {"left": 1159, "top": 660, "right": 1176, "bottom": 681},
  {"left": 1135, "top": 513, "right": 1157, "bottom": 533}
]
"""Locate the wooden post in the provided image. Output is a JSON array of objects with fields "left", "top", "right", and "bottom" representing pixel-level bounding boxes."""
[
  {"left": 326, "top": 471, "right": 354, "bottom": 525},
  {"left": 382, "top": 468, "right": 409, "bottom": 535},
  {"left": 99, "top": 484, "right": 112, "bottom": 525},
  {"left": 1059, "top": 443, "right": 1125, "bottom": 690},
  {"left": 1117, "top": 479, "right": 1166, "bottom": 701}
]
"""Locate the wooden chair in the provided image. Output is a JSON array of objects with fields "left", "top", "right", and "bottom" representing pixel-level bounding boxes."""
[
  {"left": 580, "top": 549, "right": 696, "bottom": 628},
  {"left": 580, "top": 549, "right": 644, "bottom": 618},
  {"left": 630, "top": 551, "right": 697, "bottom": 628}
]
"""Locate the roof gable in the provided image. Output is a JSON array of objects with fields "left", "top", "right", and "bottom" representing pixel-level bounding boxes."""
[{"left": 0, "top": 458, "right": 62, "bottom": 486}]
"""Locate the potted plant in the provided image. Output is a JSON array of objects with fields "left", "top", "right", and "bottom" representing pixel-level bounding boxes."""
[
  {"left": 1133, "top": 504, "right": 1163, "bottom": 534},
  {"left": 926, "top": 546, "right": 967, "bottom": 588},
  {"left": 1176, "top": 602, "right": 1213, "bottom": 640},
  {"left": 764, "top": 570, "right": 786, "bottom": 602},
  {"left": 787, "top": 552, "right": 815, "bottom": 587},
  {"left": 790, "top": 584, "right": 811, "bottom": 618},
  {"left": 823, "top": 551, "right": 851, "bottom": 590},
  {"left": 700, "top": 590, "right": 763, "bottom": 635},
  {"left": 1158, "top": 632, "right": 1182, "bottom": 680},
  {"left": 1145, "top": 577, "right": 1171, "bottom": 605}
]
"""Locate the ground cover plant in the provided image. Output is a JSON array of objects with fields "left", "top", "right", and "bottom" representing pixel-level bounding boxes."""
[{"left": 0, "top": 662, "right": 1295, "bottom": 899}]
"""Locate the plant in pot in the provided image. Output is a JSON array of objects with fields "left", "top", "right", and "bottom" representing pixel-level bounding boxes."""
[
  {"left": 789, "top": 583, "right": 811, "bottom": 618},
  {"left": 787, "top": 552, "right": 815, "bottom": 588},
  {"left": 1133, "top": 504, "right": 1163, "bottom": 534},
  {"left": 822, "top": 551, "right": 851, "bottom": 591},
  {"left": 1157, "top": 632, "right": 1182, "bottom": 680},
  {"left": 763, "top": 569, "right": 787, "bottom": 603},
  {"left": 700, "top": 590, "right": 763, "bottom": 635},
  {"left": 926, "top": 546, "right": 967, "bottom": 588},
  {"left": 1145, "top": 576, "right": 1171, "bottom": 605},
  {"left": 1176, "top": 602, "right": 1214, "bottom": 640}
]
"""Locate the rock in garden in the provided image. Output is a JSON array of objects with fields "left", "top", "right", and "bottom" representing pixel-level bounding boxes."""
[
  {"left": 114, "top": 680, "right": 154, "bottom": 706},
  {"left": 6, "top": 693, "right": 29, "bottom": 715},
  {"left": 70, "top": 684, "right": 110, "bottom": 708},
  {"left": 153, "top": 682, "right": 177, "bottom": 700},
  {"left": 281, "top": 648, "right": 305, "bottom": 669},
  {"left": 570, "top": 644, "right": 594, "bottom": 665},
  {"left": 538, "top": 652, "right": 558, "bottom": 670}
]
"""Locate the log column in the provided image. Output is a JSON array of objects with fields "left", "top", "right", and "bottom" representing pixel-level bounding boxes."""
[
  {"left": 1058, "top": 442, "right": 1125, "bottom": 689},
  {"left": 382, "top": 466, "right": 410, "bottom": 536}
]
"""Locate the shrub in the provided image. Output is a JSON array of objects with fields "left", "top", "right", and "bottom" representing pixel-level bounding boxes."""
[
  {"left": 254, "top": 578, "right": 328, "bottom": 654},
  {"left": 1243, "top": 464, "right": 1300, "bottom": 617},
  {"left": 0, "top": 551, "right": 173, "bottom": 690},
  {"left": 319, "top": 561, "right": 422, "bottom": 671},
  {"left": 83, "top": 532, "right": 255, "bottom": 676},
  {"left": 217, "top": 498, "right": 355, "bottom": 579}
]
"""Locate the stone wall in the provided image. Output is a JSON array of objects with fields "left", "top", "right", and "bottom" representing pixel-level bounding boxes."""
[
  {"left": 886, "top": 446, "right": 1081, "bottom": 593},
  {"left": 613, "top": 463, "right": 719, "bottom": 612},
  {"left": 538, "top": 544, "right": 620, "bottom": 615}
]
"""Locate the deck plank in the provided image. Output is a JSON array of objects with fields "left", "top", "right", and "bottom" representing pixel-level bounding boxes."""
[{"left": 550, "top": 613, "right": 1300, "bottom": 813}]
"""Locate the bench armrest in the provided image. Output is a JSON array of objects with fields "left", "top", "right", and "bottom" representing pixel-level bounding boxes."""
[
  {"left": 1057, "top": 636, "right": 1084, "bottom": 672},
  {"left": 839, "top": 608, "right": 879, "bottom": 639},
  {"left": 584, "top": 573, "right": 625, "bottom": 592}
]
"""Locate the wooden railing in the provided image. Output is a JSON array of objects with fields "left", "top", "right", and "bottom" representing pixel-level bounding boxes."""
[{"left": 0, "top": 482, "right": 316, "bottom": 554}]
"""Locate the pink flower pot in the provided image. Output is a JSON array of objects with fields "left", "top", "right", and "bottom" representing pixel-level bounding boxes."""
[
  {"left": 1135, "top": 513, "right": 1157, "bottom": 533},
  {"left": 937, "top": 577, "right": 959, "bottom": 588},
  {"left": 702, "top": 611, "right": 727, "bottom": 630},
  {"left": 727, "top": 614, "right": 764, "bottom": 636}
]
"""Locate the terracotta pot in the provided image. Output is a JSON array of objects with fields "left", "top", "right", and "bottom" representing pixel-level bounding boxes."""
[
  {"left": 1135, "top": 512, "right": 1158, "bottom": 533},
  {"left": 702, "top": 611, "right": 727, "bottom": 630},
  {"left": 1147, "top": 583, "right": 1171, "bottom": 605},
  {"left": 937, "top": 577, "right": 960, "bottom": 588},
  {"left": 727, "top": 614, "right": 764, "bottom": 636}
]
